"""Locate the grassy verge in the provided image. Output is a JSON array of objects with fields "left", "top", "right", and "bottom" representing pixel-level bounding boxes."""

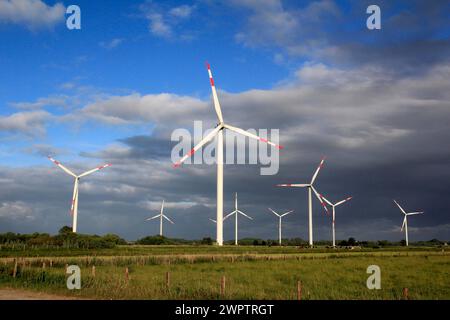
[{"left": 0, "top": 249, "right": 449, "bottom": 299}]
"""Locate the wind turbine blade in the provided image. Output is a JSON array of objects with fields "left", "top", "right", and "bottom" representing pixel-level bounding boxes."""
[
  {"left": 310, "top": 157, "right": 325, "bottom": 184},
  {"left": 78, "top": 164, "right": 112, "bottom": 178},
  {"left": 401, "top": 216, "right": 406, "bottom": 231},
  {"left": 335, "top": 196, "right": 352, "bottom": 207},
  {"left": 393, "top": 200, "right": 406, "bottom": 214},
  {"left": 163, "top": 215, "right": 175, "bottom": 224},
  {"left": 311, "top": 185, "right": 329, "bottom": 214},
  {"left": 406, "top": 211, "right": 424, "bottom": 216},
  {"left": 146, "top": 214, "right": 160, "bottom": 221},
  {"left": 223, "top": 211, "right": 236, "bottom": 221},
  {"left": 281, "top": 210, "right": 294, "bottom": 217},
  {"left": 173, "top": 125, "right": 222, "bottom": 168},
  {"left": 321, "top": 196, "right": 333, "bottom": 206},
  {"left": 224, "top": 124, "right": 284, "bottom": 149},
  {"left": 268, "top": 208, "right": 281, "bottom": 217},
  {"left": 238, "top": 210, "right": 253, "bottom": 220},
  {"left": 205, "top": 62, "right": 224, "bottom": 123},
  {"left": 276, "top": 183, "right": 309, "bottom": 187},
  {"left": 48, "top": 156, "right": 77, "bottom": 177},
  {"left": 160, "top": 200, "right": 165, "bottom": 215},
  {"left": 70, "top": 180, "right": 79, "bottom": 215},
  {"left": 209, "top": 218, "right": 217, "bottom": 223}
]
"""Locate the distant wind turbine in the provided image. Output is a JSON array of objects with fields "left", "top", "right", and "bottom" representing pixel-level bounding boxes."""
[
  {"left": 48, "top": 156, "right": 111, "bottom": 233},
  {"left": 174, "top": 63, "right": 282, "bottom": 246},
  {"left": 223, "top": 193, "right": 253, "bottom": 245},
  {"left": 393, "top": 200, "right": 424, "bottom": 246},
  {"left": 146, "top": 200, "right": 174, "bottom": 236},
  {"left": 268, "top": 208, "right": 294, "bottom": 245},
  {"left": 321, "top": 196, "right": 352, "bottom": 247},
  {"left": 277, "top": 158, "right": 329, "bottom": 246}
]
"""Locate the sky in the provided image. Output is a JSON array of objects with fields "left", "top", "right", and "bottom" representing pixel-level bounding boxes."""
[{"left": 0, "top": 0, "right": 449, "bottom": 242}]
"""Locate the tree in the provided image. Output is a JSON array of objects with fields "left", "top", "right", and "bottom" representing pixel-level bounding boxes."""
[
  {"left": 201, "top": 237, "right": 213, "bottom": 245},
  {"left": 59, "top": 226, "right": 73, "bottom": 235},
  {"left": 348, "top": 237, "right": 357, "bottom": 246}
]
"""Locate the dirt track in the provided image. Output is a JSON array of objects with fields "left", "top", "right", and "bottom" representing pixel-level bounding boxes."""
[{"left": 0, "top": 288, "right": 78, "bottom": 300}]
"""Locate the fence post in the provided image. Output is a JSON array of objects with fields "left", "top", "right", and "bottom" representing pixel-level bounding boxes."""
[
  {"left": 42, "top": 262, "right": 46, "bottom": 269},
  {"left": 92, "top": 266, "right": 96, "bottom": 278},
  {"left": 125, "top": 267, "right": 129, "bottom": 283},
  {"left": 220, "top": 275, "right": 226, "bottom": 297},
  {"left": 297, "top": 281, "right": 302, "bottom": 300},
  {"left": 50, "top": 260, "right": 53, "bottom": 268},
  {"left": 166, "top": 271, "right": 170, "bottom": 290},
  {"left": 403, "top": 288, "right": 409, "bottom": 300},
  {"left": 13, "top": 259, "right": 18, "bottom": 278}
]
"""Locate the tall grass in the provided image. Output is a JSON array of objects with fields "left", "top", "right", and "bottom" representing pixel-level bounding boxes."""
[{"left": 0, "top": 250, "right": 449, "bottom": 299}]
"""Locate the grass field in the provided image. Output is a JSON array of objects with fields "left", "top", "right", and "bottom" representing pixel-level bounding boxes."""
[{"left": 0, "top": 246, "right": 449, "bottom": 300}]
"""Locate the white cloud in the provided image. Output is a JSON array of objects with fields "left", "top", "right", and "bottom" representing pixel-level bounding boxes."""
[
  {"left": 147, "top": 12, "right": 172, "bottom": 38},
  {"left": 10, "top": 95, "right": 67, "bottom": 110},
  {"left": 81, "top": 93, "right": 209, "bottom": 125},
  {"left": 141, "top": 3, "right": 196, "bottom": 40},
  {"left": 169, "top": 5, "right": 193, "bottom": 19},
  {"left": 0, "top": 0, "right": 65, "bottom": 29},
  {"left": 0, "top": 201, "right": 34, "bottom": 220},
  {"left": 0, "top": 110, "right": 52, "bottom": 136},
  {"left": 99, "top": 38, "right": 124, "bottom": 50}
]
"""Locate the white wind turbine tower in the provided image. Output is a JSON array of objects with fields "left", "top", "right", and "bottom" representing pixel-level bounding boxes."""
[
  {"left": 277, "top": 158, "right": 329, "bottom": 247},
  {"left": 174, "top": 62, "right": 283, "bottom": 246},
  {"left": 223, "top": 193, "right": 253, "bottom": 246},
  {"left": 48, "top": 156, "right": 111, "bottom": 233},
  {"left": 268, "top": 208, "right": 294, "bottom": 245},
  {"left": 393, "top": 200, "right": 424, "bottom": 246},
  {"left": 146, "top": 200, "right": 174, "bottom": 237},
  {"left": 321, "top": 196, "right": 352, "bottom": 248}
]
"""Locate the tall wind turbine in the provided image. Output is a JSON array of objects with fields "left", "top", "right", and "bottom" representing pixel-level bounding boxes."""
[
  {"left": 277, "top": 158, "right": 329, "bottom": 246},
  {"left": 174, "top": 63, "right": 283, "bottom": 246},
  {"left": 223, "top": 193, "right": 253, "bottom": 245},
  {"left": 393, "top": 200, "right": 424, "bottom": 246},
  {"left": 48, "top": 156, "right": 111, "bottom": 233},
  {"left": 268, "top": 208, "right": 294, "bottom": 245},
  {"left": 321, "top": 196, "right": 352, "bottom": 247},
  {"left": 146, "top": 200, "right": 174, "bottom": 237}
]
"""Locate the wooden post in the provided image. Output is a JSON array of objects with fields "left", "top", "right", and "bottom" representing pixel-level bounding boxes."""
[
  {"left": 297, "top": 281, "right": 302, "bottom": 300},
  {"left": 125, "top": 267, "right": 129, "bottom": 283},
  {"left": 50, "top": 260, "right": 53, "bottom": 267},
  {"left": 403, "top": 288, "right": 409, "bottom": 300},
  {"left": 42, "top": 262, "right": 46, "bottom": 269},
  {"left": 166, "top": 271, "right": 170, "bottom": 290},
  {"left": 13, "top": 259, "right": 17, "bottom": 278},
  {"left": 92, "top": 266, "right": 96, "bottom": 277},
  {"left": 220, "top": 275, "right": 226, "bottom": 296}
]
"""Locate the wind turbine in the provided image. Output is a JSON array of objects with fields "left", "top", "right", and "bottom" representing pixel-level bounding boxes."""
[
  {"left": 173, "top": 63, "right": 283, "bottom": 246},
  {"left": 268, "top": 208, "right": 294, "bottom": 245},
  {"left": 321, "top": 196, "right": 352, "bottom": 248},
  {"left": 393, "top": 200, "right": 424, "bottom": 246},
  {"left": 277, "top": 158, "right": 329, "bottom": 247},
  {"left": 146, "top": 200, "right": 174, "bottom": 237},
  {"left": 223, "top": 193, "right": 253, "bottom": 246},
  {"left": 48, "top": 156, "right": 111, "bottom": 233}
]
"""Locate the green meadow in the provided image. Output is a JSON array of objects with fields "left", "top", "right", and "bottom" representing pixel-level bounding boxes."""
[{"left": 0, "top": 246, "right": 449, "bottom": 299}]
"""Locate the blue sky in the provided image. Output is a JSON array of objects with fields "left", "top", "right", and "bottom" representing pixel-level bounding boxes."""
[{"left": 0, "top": 0, "right": 449, "bottom": 241}]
